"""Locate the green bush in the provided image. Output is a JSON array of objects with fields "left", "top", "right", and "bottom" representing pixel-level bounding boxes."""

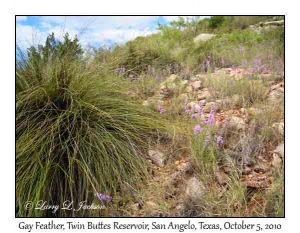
[
  {"left": 16, "top": 34, "right": 166, "bottom": 217},
  {"left": 208, "top": 16, "right": 225, "bottom": 29}
]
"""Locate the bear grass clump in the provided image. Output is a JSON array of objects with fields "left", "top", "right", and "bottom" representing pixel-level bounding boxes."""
[{"left": 16, "top": 34, "right": 166, "bottom": 217}]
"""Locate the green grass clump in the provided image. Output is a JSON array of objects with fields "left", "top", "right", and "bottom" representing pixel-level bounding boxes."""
[{"left": 16, "top": 52, "right": 166, "bottom": 217}]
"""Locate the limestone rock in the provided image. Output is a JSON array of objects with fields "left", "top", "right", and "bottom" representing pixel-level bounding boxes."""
[
  {"left": 196, "top": 88, "right": 212, "bottom": 101},
  {"left": 272, "top": 143, "right": 284, "bottom": 158},
  {"left": 272, "top": 122, "right": 284, "bottom": 136},
  {"left": 159, "top": 74, "right": 182, "bottom": 98},
  {"left": 194, "top": 33, "right": 216, "bottom": 43},
  {"left": 191, "top": 80, "right": 202, "bottom": 91},
  {"left": 148, "top": 150, "right": 167, "bottom": 167},
  {"left": 142, "top": 100, "right": 150, "bottom": 106},
  {"left": 272, "top": 154, "right": 282, "bottom": 168},
  {"left": 185, "top": 177, "right": 205, "bottom": 200},
  {"left": 215, "top": 170, "right": 229, "bottom": 185},
  {"left": 267, "top": 82, "right": 284, "bottom": 104},
  {"left": 176, "top": 162, "right": 191, "bottom": 173},
  {"left": 228, "top": 116, "right": 246, "bottom": 131}
]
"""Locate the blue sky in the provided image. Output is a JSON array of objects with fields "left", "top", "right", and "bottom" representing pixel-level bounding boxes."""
[{"left": 16, "top": 16, "right": 204, "bottom": 49}]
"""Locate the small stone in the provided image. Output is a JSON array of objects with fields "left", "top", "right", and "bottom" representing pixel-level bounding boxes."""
[
  {"left": 272, "top": 143, "right": 284, "bottom": 158},
  {"left": 176, "top": 205, "right": 183, "bottom": 210},
  {"left": 190, "top": 75, "right": 201, "bottom": 82},
  {"left": 142, "top": 100, "right": 150, "bottom": 106},
  {"left": 272, "top": 154, "right": 282, "bottom": 168},
  {"left": 272, "top": 122, "right": 284, "bottom": 136},
  {"left": 194, "top": 33, "right": 216, "bottom": 43},
  {"left": 148, "top": 150, "right": 167, "bottom": 167},
  {"left": 176, "top": 162, "right": 191, "bottom": 173},
  {"left": 253, "top": 163, "right": 270, "bottom": 173},
  {"left": 215, "top": 170, "right": 229, "bottom": 185},
  {"left": 191, "top": 80, "right": 202, "bottom": 91},
  {"left": 242, "top": 166, "right": 252, "bottom": 175},
  {"left": 131, "top": 203, "right": 140, "bottom": 211},
  {"left": 146, "top": 201, "right": 157, "bottom": 209},
  {"left": 185, "top": 177, "right": 205, "bottom": 200},
  {"left": 228, "top": 116, "right": 246, "bottom": 131},
  {"left": 196, "top": 88, "right": 212, "bottom": 101},
  {"left": 267, "top": 83, "right": 284, "bottom": 104}
]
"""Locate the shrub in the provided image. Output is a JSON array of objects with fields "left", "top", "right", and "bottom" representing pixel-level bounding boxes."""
[
  {"left": 16, "top": 34, "right": 166, "bottom": 217},
  {"left": 208, "top": 16, "right": 225, "bottom": 29}
]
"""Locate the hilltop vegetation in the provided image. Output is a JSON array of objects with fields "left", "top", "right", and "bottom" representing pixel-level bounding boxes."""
[{"left": 16, "top": 16, "right": 284, "bottom": 217}]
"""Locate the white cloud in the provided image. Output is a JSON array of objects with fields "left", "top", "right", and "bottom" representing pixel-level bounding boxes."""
[
  {"left": 16, "top": 24, "right": 47, "bottom": 49},
  {"left": 163, "top": 16, "right": 210, "bottom": 22},
  {"left": 163, "top": 16, "right": 181, "bottom": 22},
  {"left": 16, "top": 16, "right": 27, "bottom": 22},
  {"left": 16, "top": 16, "right": 209, "bottom": 49},
  {"left": 92, "top": 28, "right": 158, "bottom": 44}
]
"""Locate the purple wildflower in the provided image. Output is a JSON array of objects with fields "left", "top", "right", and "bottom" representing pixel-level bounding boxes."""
[
  {"left": 191, "top": 114, "right": 197, "bottom": 119},
  {"left": 231, "top": 65, "right": 238, "bottom": 71},
  {"left": 263, "top": 67, "right": 269, "bottom": 74},
  {"left": 129, "top": 74, "right": 134, "bottom": 78},
  {"left": 120, "top": 66, "right": 126, "bottom": 73},
  {"left": 95, "top": 192, "right": 112, "bottom": 202},
  {"left": 223, "top": 119, "right": 228, "bottom": 128},
  {"left": 221, "top": 57, "right": 225, "bottom": 66},
  {"left": 254, "top": 58, "right": 261, "bottom": 67},
  {"left": 194, "top": 124, "right": 201, "bottom": 135},
  {"left": 207, "top": 56, "right": 211, "bottom": 65},
  {"left": 207, "top": 104, "right": 215, "bottom": 125},
  {"left": 216, "top": 136, "right": 224, "bottom": 147},
  {"left": 157, "top": 105, "right": 165, "bottom": 114},
  {"left": 198, "top": 102, "right": 203, "bottom": 116}
]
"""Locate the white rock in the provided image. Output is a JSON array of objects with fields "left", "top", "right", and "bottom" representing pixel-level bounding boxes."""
[
  {"left": 148, "top": 150, "right": 167, "bottom": 167},
  {"left": 166, "top": 74, "right": 180, "bottom": 83},
  {"left": 272, "top": 143, "right": 284, "bottom": 158},
  {"left": 228, "top": 116, "right": 246, "bottom": 131},
  {"left": 142, "top": 100, "right": 150, "bottom": 106},
  {"left": 176, "top": 162, "right": 191, "bottom": 173},
  {"left": 272, "top": 122, "right": 284, "bottom": 136},
  {"left": 191, "top": 80, "right": 202, "bottom": 91},
  {"left": 194, "top": 33, "right": 216, "bottom": 43},
  {"left": 267, "top": 84, "right": 284, "bottom": 104},
  {"left": 196, "top": 88, "right": 212, "bottom": 100},
  {"left": 272, "top": 154, "right": 282, "bottom": 168},
  {"left": 185, "top": 177, "right": 205, "bottom": 200}
]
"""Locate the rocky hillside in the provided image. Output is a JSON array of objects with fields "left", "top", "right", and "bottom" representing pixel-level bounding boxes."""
[{"left": 127, "top": 63, "right": 284, "bottom": 216}]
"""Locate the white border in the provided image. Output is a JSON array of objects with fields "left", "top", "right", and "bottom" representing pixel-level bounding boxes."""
[{"left": 1, "top": 0, "right": 299, "bottom": 232}]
